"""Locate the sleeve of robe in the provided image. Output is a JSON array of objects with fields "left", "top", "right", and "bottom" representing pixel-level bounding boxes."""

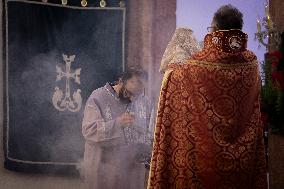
[{"left": 82, "top": 97, "right": 123, "bottom": 146}]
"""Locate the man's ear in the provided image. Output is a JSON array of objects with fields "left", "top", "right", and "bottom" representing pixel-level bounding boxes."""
[
  {"left": 118, "top": 78, "right": 124, "bottom": 85},
  {"left": 213, "top": 26, "right": 218, "bottom": 32}
]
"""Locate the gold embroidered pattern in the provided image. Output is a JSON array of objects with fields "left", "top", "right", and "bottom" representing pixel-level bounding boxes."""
[{"left": 148, "top": 30, "right": 267, "bottom": 189}]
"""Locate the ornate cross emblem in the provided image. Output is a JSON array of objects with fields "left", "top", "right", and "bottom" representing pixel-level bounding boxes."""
[
  {"left": 229, "top": 36, "right": 242, "bottom": 50},
  {"left": 52, "top": 54, "right": 82, "bottom": 112}
]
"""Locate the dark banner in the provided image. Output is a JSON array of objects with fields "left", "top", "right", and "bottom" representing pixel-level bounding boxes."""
[{"left": 3, "top": 0, "right": 125, "bottom": 175}]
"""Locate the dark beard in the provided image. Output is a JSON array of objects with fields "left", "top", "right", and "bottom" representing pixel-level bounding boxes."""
[{"left": 118, "top": 86, "right": 132, "bottom": 104}]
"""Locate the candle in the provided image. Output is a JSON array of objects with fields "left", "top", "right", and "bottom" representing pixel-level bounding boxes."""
[
  {"left": 265, "top": 4, "right": 269, "bottom": 17},
  {"left": 257, "top": 18, "right": 261, "bottom": 33},
  {"left": 267, "top": 15, "right": 271, "bottom": 29}
]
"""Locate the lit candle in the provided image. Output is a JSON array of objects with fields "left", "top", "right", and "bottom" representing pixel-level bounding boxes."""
[
  {"left": 265, "top": 4, "right": 269, "bottom": 17},
  {"left": 267, "top": 15, "right": 271, "bottom": 29},
  {"left": 257, "top": 18, "right": 261, "bottom": 33}
]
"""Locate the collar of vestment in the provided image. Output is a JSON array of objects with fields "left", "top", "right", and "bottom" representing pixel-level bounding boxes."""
[
  {"left": 203, "top": 29, "right": 248, "bottom": 54},
  {"left": 104, "top": 82, "right": 120, "bottom": 100}
]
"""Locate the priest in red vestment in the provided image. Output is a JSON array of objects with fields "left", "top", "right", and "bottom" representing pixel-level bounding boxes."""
[{"left": 147, "top": 5, "right": 267, "bottom": 189}]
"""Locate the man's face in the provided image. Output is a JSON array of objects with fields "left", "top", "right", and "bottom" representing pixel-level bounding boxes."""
[{"left": 124, "top": 75, "right": 145, "bottom": 97}]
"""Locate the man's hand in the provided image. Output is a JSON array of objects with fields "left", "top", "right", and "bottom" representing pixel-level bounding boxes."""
[{"left": 117, "top": 113, "right": 134, "bottom": 127}]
